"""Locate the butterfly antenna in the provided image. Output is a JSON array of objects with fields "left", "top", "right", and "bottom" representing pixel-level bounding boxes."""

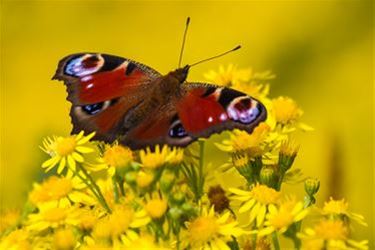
[
  {"left": 178, "top": 17, "right": 190, "bottom": 68},
  {"left": 189, "top": 45, "right": 241, "bottom": 67}
]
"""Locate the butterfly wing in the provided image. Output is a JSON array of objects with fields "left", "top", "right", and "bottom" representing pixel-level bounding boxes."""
[
  {"left": 53, "top": 53, "right": 162, "bottom": 142},
  {"left": 122, "top": 83, "right": 267, "bottom": 149}
]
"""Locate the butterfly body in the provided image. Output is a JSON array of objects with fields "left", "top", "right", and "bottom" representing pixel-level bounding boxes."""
[{"left": 53, "top": 53, "right": 266, "bottom": 149}]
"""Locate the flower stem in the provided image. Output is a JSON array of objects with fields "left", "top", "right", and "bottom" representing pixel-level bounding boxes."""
[
  {"left": 76, "top": 164, "right": 112, "bottom": 213},
  {"left": 272, "top": 232, "right": 281, "bottom": 250}
]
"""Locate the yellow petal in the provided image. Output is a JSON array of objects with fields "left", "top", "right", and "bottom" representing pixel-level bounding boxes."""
[
  {"left": 67, "top": 155, "right": 76, "bottom": 170},
  {"left": 75, "top": 146, "right": 94, "bottom": 154},
  {"left": 258, "top": 226, "right": 274, "bottom": 236},
  {"left": 77, "top": 132, "right": 95, "bottom": 145},
  {"left": 249, "top": 202, "right": 261, "bottom": 223},
  {"left": 129, "top": 217, "right": 151, "bottom": 228},
  {"left": 228, "top": 188, "right": 251, "bottom": 196},
  {"left": 57, "top": 157, "right": 66, "bottom": 174},
  {"left": 42, "top": 155, "right": 60, "bottom": 168},
  {"left": 256, "top": 204, "right": 267, "bottom": 226},
  {"left": 72, "top": 152, "right": 84, "bottom": 162},
  {"left": 239, "top": 199, "right": 256, "bottom": 213}
]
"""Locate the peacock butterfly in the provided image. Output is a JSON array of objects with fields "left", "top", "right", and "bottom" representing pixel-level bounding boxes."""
[{"left": 53, "top": 19, "right": 267, "bottom": 149}]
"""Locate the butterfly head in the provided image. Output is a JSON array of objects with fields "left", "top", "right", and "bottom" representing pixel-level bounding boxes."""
[{"left": 170, "top": 65, "right": 190, "bottom": 83}]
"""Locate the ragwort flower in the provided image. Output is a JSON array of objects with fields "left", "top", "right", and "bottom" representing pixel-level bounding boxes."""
[
  {"left": 216, "top": 123, "right": 270, "bottom": 153},
  {"left": 186, "top": 206, "right": 245, "bottom": 250},
  {"left": 91, "top": 204, "right": 150, "bottom": 243},
  {"left": 29, "top": 176, "right": 96, "bottom": 206},
  {"left": 139, "top": 145, "right": 171, "bottom": 169},
  {"left": 258, "top": 198, "right": 309, "bottom": 236},
  {"left": 204, "top": 64, "right": 252, "bottom": 87},
  {"left": 230, "top": 184, "right": 281, "bottom": 227},
  {"left": 27, "top": 203, "right": 80, "bottom": 232},
  {"left": 299, "top": 219, "right": 368, "bottom": 250},
  {"left": 41, "top": 131, "right": 105, "bottom": 176},
  {"left": 103, "top": 143, "right": 133, "bottom": 169},
  {"left": 322, "top": 197, "right": 367, "bottom": 226}
]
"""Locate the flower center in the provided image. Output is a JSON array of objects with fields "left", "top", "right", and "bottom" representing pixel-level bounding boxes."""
[
  {"left": 189, "top": 216, "right": 218, "bottom": 243},
  {"left": 103, "top": 145, "right": 133, "bottom": 168},
  {"left": 323, "top": 198, "right": 348, "bottom": 215},
  {"left": 269, "top": 211, "right": 294, "bottom": 229},
  {"left": 109, "top": 207, "right": 134, "bottom": 236},
  {"left": 314, "top": 220, "right": 348, "bottom": 240},
  {"left": 250, "top": 184, "right": 280, "bottom": 204},
  {"left": 49, "top": 177, "right": 73, "bottom": 199},
  {"left": 55, "top": 137, "right": 76, "bottom": 156}
]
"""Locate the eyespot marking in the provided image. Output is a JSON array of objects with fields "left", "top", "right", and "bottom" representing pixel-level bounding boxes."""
[
  {"left": 218, "top": 88, "right": 245, "bottom": 108},
  {"left": 64, "top": 54, "right": 104, "bottom": 77},
  {"left": 169, "top": 117, "right": 188, "bottom": 138},
  {"left": 227, "top": 97, "right": 261, "bottom": 124},
  {"left": 77, "top": 99, "right": 118, "bottom": 116}
]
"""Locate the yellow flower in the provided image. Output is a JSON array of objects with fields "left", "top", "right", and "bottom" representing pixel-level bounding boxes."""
[
  {"left": 279, "top": 139, "right": 299, "bottom": 158},
  {"left": 272, "top": 96, "right": 303, "bottom": 125},
  {"left": 41, "top": 131, "right": 105, "bottom": 176},
  {"left": 299, "top": 219, "right": 368, "bottom": 250},
  {"left": 322, "top": 197, "right": 367, "bottom": 226},
  {"left": 92, "top": 204, "right": 150, "bottom": 242},
  {"left": 216, "top": 123, "right": 270, "bottom": 153},
  {"left": 103, "top": 144, "right": 133, "bottom": 169},
  {"left": 145, "top": 198, "right": 168, "bottom": 219},
  {"left": 0, "top": 229, "right": 30, "bottom": 250},
  {"left": 26, "top": 203, "right": 79, "bottom": 232},
  {"left": 204, "top": 64, "right": 252, "bottom": 87},
  {"left": 232, "top": 152, "right": 249, "bottom": 169},
  {"left": 53, "top": 228, "right": 76, "bottom": 250},
  {"left": 186, "top": 206, "right": 245, "bottom": 250},
  {"left": 140, "top": 145, "right": 170, "bottom": 169},
  {"left": 167, "top": 147, "right": 184, "bottom": 165},
  {"left": 29, "top": 176, "right": 96, "bottom": 206},
  {"left": 0, "top": 209, "right": 20, "bottom": 233},
  {"left": 258, "top": 198, "right": 309, "bottom": 236},
  {"left": 136, "top": 171, "right": 154, "bottom": 188},
  {"left": 230, "top": 184, "right": 281, "bottom": 227}
]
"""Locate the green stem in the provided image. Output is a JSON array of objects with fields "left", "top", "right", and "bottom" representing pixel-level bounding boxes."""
[
  {"left": 198, "top": 140, "right": 205, "bottom": 198},
  {"left": 77, "top": 164, "right": 112, "bottom": 213},
  {"left": 272, "top": 232, "right": 281, "bottom": 250},
  {"left": 112, "top": 176, "right": 120, "bottom": 203}
]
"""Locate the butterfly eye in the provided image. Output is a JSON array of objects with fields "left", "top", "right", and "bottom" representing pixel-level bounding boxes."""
[
  {"left": 169, "top": 120, "right": 188, "bottom": 138},
  {"left": 81, "top": 100, "right": 112, "bottom": 115}
]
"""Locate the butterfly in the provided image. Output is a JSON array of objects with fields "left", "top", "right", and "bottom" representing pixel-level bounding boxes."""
[{"left": 53, "top": 20, "right": 267, "bottom": 150}]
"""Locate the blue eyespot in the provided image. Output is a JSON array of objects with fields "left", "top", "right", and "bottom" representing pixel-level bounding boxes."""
[
  {"left": 169, "top": 121, "right": 188, "bottom": 138},
  {"left": 81, "top": 102, "right": 104, "bottom": 115}
]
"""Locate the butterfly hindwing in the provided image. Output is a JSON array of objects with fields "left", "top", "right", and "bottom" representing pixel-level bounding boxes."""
[{"left": 121, "top": 83, "right": 267, "bottom": 149}]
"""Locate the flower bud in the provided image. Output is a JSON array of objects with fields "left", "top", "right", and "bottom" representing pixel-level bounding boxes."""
[
  {"left": 304, "top": 177, "right": 320, "bottom": 197},
  {"left": 160, "top": 171, "right": 175, "bottom": 193},
  {"left": 278, "top": 140, "right": 299, "bottom": 172},
  {"left": 260, "top": 167, "right": 276, "bottom": 188},
  {"left": 136, "top": 171, "right": 154, "bottom": 188},
  {"left": 232, "top": 152, "right": 253, "bottom": 183},
  {"left": 168, "top": 207, "right": 183, "bottom": 220},
  {"left": 145, "top": 198, "right": 168, "bottom": 219},
  {"left": 171, "top": 192, "right": 186, "bottom": 205},
  {"left": 124, "top": 171, "right": 137, "bottom": 185}
]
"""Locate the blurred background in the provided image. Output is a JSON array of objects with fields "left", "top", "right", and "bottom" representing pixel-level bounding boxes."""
[{"left": 1, "top": 0, "right": 373, "bottom": 243}]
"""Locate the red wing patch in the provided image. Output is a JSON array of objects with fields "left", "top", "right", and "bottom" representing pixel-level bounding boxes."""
[{"left": 176, "top": 87, "right": 228, "bottom": 133}]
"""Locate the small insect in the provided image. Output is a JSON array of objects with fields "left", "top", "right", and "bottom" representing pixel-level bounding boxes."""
[{"left": 53, "top": 18, "right": 266, "bottom": 149}]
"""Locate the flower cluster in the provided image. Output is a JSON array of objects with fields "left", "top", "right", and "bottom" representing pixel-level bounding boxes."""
[{"left": 0, "top": 65, "right": 368, "bottom": 250}]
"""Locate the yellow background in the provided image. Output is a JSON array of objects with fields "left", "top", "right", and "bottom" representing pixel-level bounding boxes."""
[{"left": 1, "top": 0, "right": 373, "bottom": 243}]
